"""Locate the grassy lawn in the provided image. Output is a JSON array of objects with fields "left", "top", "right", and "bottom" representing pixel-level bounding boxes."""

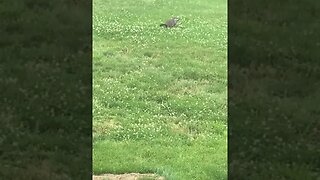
[{"left": 93, "top": 0, "right": 227, "bottom": 179}]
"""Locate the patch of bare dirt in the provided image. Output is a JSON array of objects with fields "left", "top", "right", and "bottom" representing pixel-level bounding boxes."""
[{"left": 93, "top": 173, "right": 165, "bottom": 180}]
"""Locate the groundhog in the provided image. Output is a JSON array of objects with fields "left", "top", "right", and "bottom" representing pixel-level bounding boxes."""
[{"left": 160, "top": 17, "right": 179, "bottom": 28}]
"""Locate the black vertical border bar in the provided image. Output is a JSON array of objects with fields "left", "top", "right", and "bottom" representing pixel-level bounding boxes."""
[
  {"left": 228, "top": 0, "right": 320, "bottom": 179},
  {"left": 0, "top": 0, "right": 92, "bottom": 179}
]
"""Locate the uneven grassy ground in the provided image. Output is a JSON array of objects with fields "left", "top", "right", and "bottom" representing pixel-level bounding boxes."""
[{"left": 93, "top": 0, "right": 227, "bottom": 179}]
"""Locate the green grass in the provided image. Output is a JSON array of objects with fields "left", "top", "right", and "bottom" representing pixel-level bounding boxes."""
[{"left": 93, "top": 0, "right": 227, "bottom": 179}]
